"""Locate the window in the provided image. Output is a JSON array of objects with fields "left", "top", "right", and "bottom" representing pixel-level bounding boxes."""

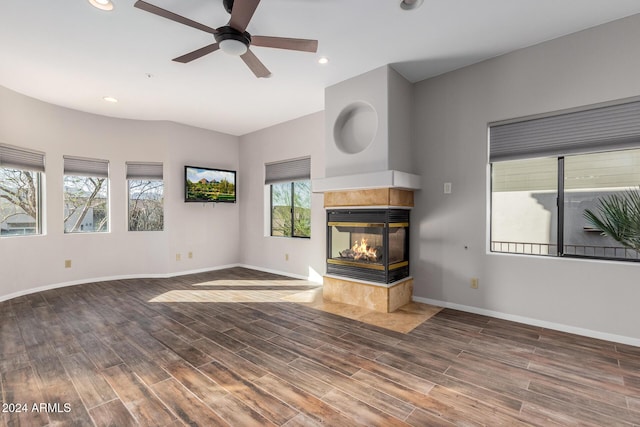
[
  {"left": 266, "top": 157, "right": 311, "bottom": 238},
  {"left": 0, "top": 144, "right": 45, "bottom": 236},
  {"left": 127, "top": 162, "right": 164, "bottom": 231},
  {"left": 490, "top": 99, "right": 640, "bottom": 261},
  {"left": 63, "top": 156, "right": 109, "bottom": 233}
]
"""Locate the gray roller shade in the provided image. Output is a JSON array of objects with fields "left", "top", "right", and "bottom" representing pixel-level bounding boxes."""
[
  {"left": 0, "top": 143, "right": 45, "bottom": 172},
  {"left": 126, "top": 162, "right": 163, "bottom": 180},
  {"left": 64, "top": 156, "right": 109, "bottom": 178},
  {"left": 265, "top": 157, "right": 310, "bottom": 184},
  {"left": 489, "top": 99, "right": 640, "bottom": 162}
]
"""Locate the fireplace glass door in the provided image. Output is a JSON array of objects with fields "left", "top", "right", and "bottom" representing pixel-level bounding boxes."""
[
  {"left": 330, "top": 224, "right": 385, "bottom": 267},
  {"left": 327, "top": 209, "right": 409, "bottom": 283}
]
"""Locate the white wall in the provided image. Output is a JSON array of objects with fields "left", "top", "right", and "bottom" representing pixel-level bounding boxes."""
[
  {"left": 163, "top": 123, "right": 240, "bottom": 270},
  {"left": 239, "top": 112, "right": 325, "bottom": 282},
  {"left": 411, "top": 14, "right": 640, "bottom": 343},
  {"left": 0, "top": 86, "right": 240, "bottom": 300}
]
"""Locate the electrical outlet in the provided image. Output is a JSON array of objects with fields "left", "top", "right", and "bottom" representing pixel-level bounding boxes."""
[
  {"left": 64, "top": 260, "right": 72, "bottom": 268},
  {"left": 188, "top": 252, "right": 193, "bottom": 259},
  {"left": 444, "top": 182, "right": 452, "bottom": 194},
  {"left": 285, "top": 253, "right": 289, "bottom": 261},
  {"left": 176, "top": 253, "right": 181, "bottom": 261},
  {"left": 471, "top": 278, "right": 479, "bottom": 289}
]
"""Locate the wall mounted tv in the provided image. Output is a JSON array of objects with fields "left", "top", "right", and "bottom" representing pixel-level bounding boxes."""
[{"left": 185, "top": 166, "right": 236, "bottom": 203}]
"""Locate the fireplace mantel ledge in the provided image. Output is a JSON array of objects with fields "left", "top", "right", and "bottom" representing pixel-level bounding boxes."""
[{"left": 312, "top": 170, "right": 421, "bottom": 193}]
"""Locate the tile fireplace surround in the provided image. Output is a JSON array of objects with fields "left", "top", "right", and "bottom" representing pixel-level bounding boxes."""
[{"left": 323, "top": 188, "right": 414, "bottom": 313}]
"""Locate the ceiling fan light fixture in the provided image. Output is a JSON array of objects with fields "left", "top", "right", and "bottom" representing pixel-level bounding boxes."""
[
  {"left": 219, "top": 39, "right": 248, "bottom": 56},
  {"left": 88, "top": 0, "right": 114, "bottom": 11},
  {"left": 400, "top": 0, "right": 423, "bottom": 10},
  {"left": 134, "top": 2, "right": 317, "bottom": 78},
  {"left": 215, "top": 26, "right": 251, "bottom": 56}
]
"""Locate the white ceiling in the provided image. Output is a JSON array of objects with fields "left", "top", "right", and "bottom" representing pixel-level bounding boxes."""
[{"left": 2, "top": 1, "right": 640, "bottom": 136}]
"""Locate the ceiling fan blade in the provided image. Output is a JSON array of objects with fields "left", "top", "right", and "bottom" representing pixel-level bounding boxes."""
[
  {"left": 172, "top": 43, "right": 220, "bottom": 63},
  {"left": 251, "top": 36, "right": 318, "bottom": 53},
  {"left": 229, "top": 0, "right": 261, "bottom": 32},
  {"left": 240, "top": 49, "right": 271, "bottom": 78},
  {"left": 134, "top": 0, "right": 218, "bottom": 34}
]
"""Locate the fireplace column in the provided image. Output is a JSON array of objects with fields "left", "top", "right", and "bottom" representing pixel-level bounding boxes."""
[
  {"left": 312, "top": 65, "right": 421, "bottom": 313},
  {"left": 322, "top": 188, "right": 414, "bottom": 313}
]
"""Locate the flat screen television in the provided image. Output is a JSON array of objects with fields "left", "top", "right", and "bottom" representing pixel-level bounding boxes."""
[{"left": 185, "top": 165, "right": 236, "bottom": 203}]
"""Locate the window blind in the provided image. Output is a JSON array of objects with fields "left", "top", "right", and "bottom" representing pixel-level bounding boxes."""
[
  {"left": 0, "top": 143, "right": 45, "bottom": 172},
  {"left": 265, "top": 157, "right": 310, "bottom": 184},
  {"left": 489, "top": 99, "right": 640, "bottom": 162},
  {"left": 126, "top": 162, "right": 163, "bottom": 180},
  {"left": 64, "top": 156, "right": 109, "bottom": 178}
]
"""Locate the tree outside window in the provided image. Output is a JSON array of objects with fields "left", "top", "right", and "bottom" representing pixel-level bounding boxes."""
[
  {"left": 64, "top": 176, "right": 109, "bottom": 233},
  {"left": 129, "top": 179, "right": 164, "bottom": 231},
  {"left": 271, "top": 180, "right": 311, "bottom": 238}
]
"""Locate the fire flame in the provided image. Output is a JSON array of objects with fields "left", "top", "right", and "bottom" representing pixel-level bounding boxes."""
[{"left": 351, "top": 238, "right": 378, "bottom": 261}]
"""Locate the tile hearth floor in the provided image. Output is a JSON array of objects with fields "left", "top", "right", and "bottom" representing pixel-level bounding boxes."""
[{"left": 283, "top": 287, "right": 442, "bottom": 333}]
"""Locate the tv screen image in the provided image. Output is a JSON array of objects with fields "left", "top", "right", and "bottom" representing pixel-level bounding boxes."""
[{"left": 185, "top": 166, "right": 236, "bottom": 203}]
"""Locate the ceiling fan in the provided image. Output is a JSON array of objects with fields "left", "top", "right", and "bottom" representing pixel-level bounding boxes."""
[{"left": 133, "top": 0, "right": 319, "bottom": 78}]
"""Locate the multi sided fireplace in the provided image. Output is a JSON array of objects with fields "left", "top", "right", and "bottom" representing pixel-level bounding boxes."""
[{"left": 327, "top": 208, "right": 410, "bottom": 284}]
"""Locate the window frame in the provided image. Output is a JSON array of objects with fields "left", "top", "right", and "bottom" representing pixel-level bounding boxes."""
[
  {"left": 0, "top": 144, "right": 45, "bottom": 237},
  {"left": 126, "top": 162, "right": 164, "bottom": 232},
  {"left": 490, "top": 150, "right": 640, "bottom": 262},
  {"left": 489, "top": 98, "right": 640, "bottom": 263},
  {"left": 265, "top": 157, "right": 311, "bottom": 239},
  {"left": 0, "top": 167, "right": 43, "bottom": 237},
  {"left": 269, "top": 180, "right": 311, "bottom": 239},
  {"left": 63, "top": 156, "right": 110, "bottom": 234},
  {"left": 127, "top": 178, "right": 164, "bottom": 232}
]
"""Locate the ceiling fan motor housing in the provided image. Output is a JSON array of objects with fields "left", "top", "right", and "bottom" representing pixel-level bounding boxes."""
[{"left": 215, "top": 25, "right": 252, "bottom": 47}]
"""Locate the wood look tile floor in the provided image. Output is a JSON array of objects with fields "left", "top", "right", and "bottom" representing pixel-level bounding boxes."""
[{"left": 1, "top": 267, "right": 639, "bottom": 426}]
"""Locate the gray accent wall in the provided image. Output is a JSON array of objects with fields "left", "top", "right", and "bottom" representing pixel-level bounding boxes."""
[{"left": 411, "top": 13, "right": 640, "bottom": 342}]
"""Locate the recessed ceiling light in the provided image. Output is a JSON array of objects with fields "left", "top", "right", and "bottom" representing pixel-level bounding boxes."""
[
  {"left": 103, "top": 96, "right": 118, "bottom": 103},
  {"left": 400, "top": 0, "right": 423, "bottom": 11},
  {"left": 318, "top": 57, "right": 329, "bottom": 65},
  {"left": 89, "top": 0, "right": 114, "bottom": 11}
]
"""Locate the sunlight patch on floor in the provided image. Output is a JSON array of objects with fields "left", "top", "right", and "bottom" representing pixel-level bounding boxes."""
[
  {"left": 148, "top": 283, "right": 320, "bottom": 303},
  {"left": 190, "top": 279, "right": 304, "bottom": 287}
]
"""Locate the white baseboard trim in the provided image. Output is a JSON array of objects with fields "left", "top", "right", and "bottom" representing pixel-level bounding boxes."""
[
  {"left": 0, "top": 263, "right": 242, "bottom": 303},
  {"left": 413, "top": 296, "right": 640, "bottom": 347},
  {"left": 237, "top": 264, "right": 323, "bottom": 283}
]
